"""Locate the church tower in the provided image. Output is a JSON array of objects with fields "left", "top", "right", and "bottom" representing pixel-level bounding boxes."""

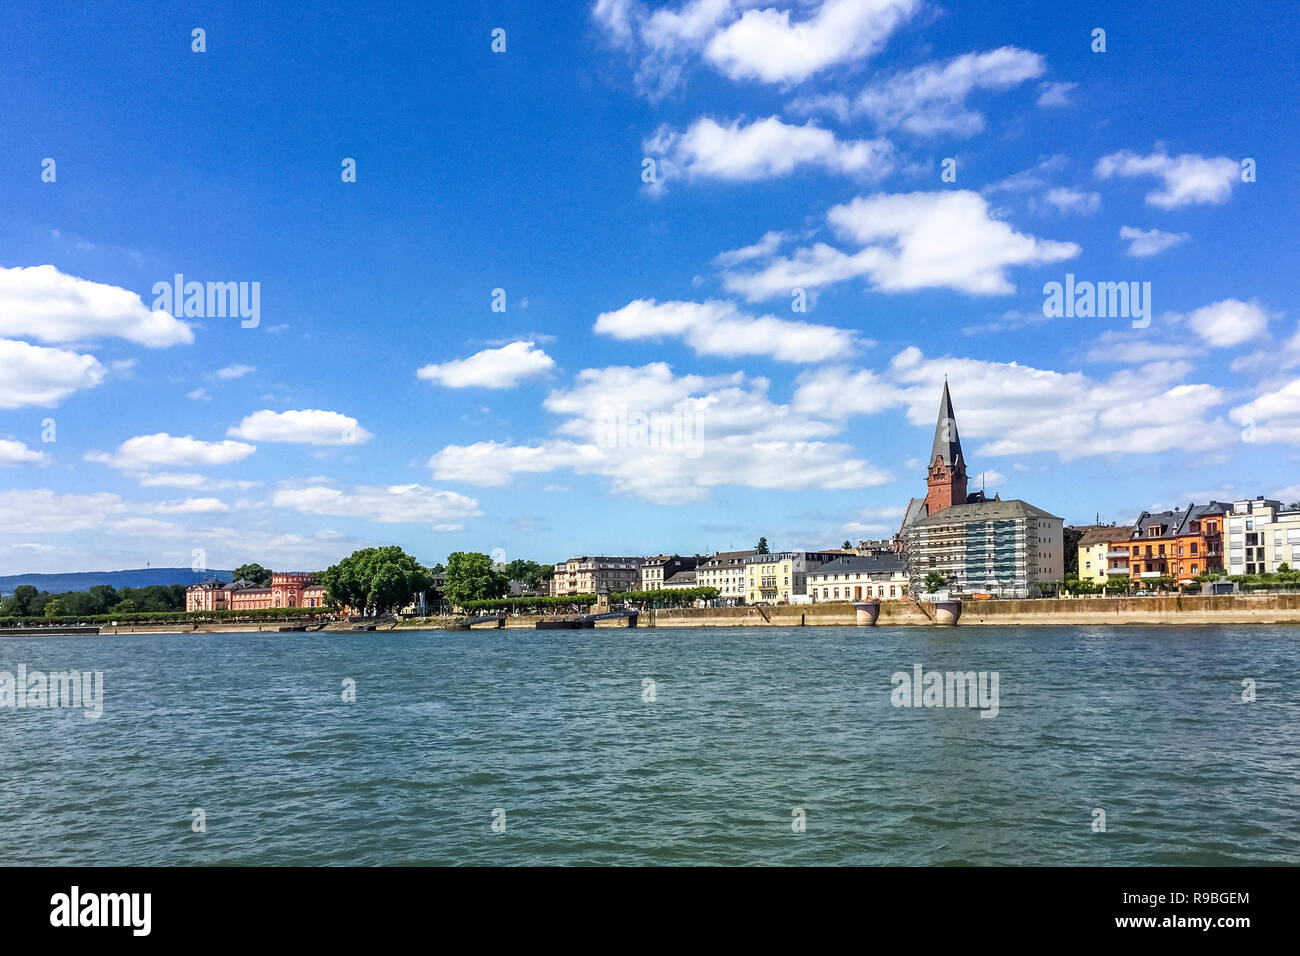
[{"left": 923, "top": 381, "right": 968, "bottom": 516}]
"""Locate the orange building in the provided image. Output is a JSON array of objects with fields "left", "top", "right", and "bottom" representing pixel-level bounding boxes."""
[{"left": 1107, "top": 503, "right": 1228, "bottom": 585}]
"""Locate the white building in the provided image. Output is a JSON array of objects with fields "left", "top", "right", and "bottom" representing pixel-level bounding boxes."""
[
  {"left": 1227, "top": 498, "right": 1300, "bottom": 574},
  {"left": 695, "top": 550, "right": 756, "bottom": 604},
  {"left": 806, "top": 554, "right": 909, "bottom": 601}
]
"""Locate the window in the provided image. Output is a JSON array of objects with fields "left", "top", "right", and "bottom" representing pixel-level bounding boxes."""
[{"left": 1191, "top": 542, "right": 1198, "bottom": 555}]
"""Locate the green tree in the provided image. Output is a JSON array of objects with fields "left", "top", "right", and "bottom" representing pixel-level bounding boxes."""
[
  {"left": 755, "top": 537, "right": 770, "bottom": 554},
  {"left": 841, "top": 540, "right": 852, "bottom": 549},
  {"left": 320, "top": 546, "right": 430, "bottom": 617},
  {"left": 112, "top": 599, "right": 141, "bottom": 614},
  {"left": 232, "top": 563, "right": 272, "bottom": 586},
  {"left": 924, "top": 572, "right": 948, "bottom": 593},
  {"left": 1062, "top": 526, "right": 1085, "bottom": 575},
  {"left": 443, "top": 552, "right": 509, "bottom": 607},
  {"left": 44, "top": 597, "right": 66, "bottom": 618},
  {"left": 10, "top": 585, "right": 39, "bottom": 616},
  {"left": 88, "top": 585, "right": 119, "bottom": 613},
  {"left": 501, "top": 559, "right": 552, "bottom": 590}
]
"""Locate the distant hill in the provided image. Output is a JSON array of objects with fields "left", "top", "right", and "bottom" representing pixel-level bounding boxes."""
[{"left": 0, "top": 567, "right": 236, "bottom": 595}]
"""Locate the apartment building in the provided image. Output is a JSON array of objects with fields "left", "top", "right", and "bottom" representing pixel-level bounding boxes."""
[
  {"left": 1227, "top": 497, "right": 1300, "bottom": 574},
  {"left": 745, "top": 551, "right": 841, "bottom": 604},
  {"left": 806, "top": 553, "right": 908, "bottom": 601},
  {"left": 695, "top": 549, "right": 756, "bottom": 604},
  {"left": 639, "top": 554, "right": 699, "bottom": 591},
  {"left": 905, "top": 500, "right": 1063, "bottom": 597},
  {"left": 1076, "top": 525, "right": 1128, "bottom": 586},
  {"left": 1110, "top": 503, "right": 1228, "bottom": 584},
  {"left": 549, "top": 556, "right": 644, "bottom": 596}
]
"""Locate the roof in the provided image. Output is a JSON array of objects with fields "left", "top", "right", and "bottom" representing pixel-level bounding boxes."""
[
  {"left": 900, "top": 496, "right": 929, "bottom": 532},
  {"left": 663, "top": 570, "right": 698, "bottom": 586},
  {"left": 1128, "top": 502, "right": 1231, "bottom": 540},
  {"left": 909, "top": 498, "right": 1062, "bottom": 526},
  {"left": 1076, "top": 525, "right": 1127, "bottom": 547},
  {"left": 808, "top": 554, "right": 905, "bottom": 576},
  {"left": 929, "top": 380, "right": 964, "bottom": 468},
  {"left": 698, "top": 549, "right": 757, "bottom": 568}
]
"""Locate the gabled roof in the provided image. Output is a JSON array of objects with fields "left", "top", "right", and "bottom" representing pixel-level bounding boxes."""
[
  {"left": 1128, "top": 502, "right": 1231, "bottom": 540},
  {"left": 808, "top": 554, "right": 905, "bottom": 576},
  {"left": 1077, "top": 525, "right": 1127, "bottom": 547},
  {"left": 910, "top": 498, "right": 1062, "bottom": 526}
]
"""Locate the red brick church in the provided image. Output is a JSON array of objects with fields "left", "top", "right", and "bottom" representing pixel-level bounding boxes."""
[{"left": 898, "top": 381, "right": 994, "bottom": 537}]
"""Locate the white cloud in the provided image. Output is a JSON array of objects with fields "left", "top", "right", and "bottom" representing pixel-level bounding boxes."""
[
  {"left": 594, "top": 299, "right": 858, "bottom": 362},
  {"left": 794, "top": 346, "right": 1236, "bottom": 462},
  {"left": 0, "top": 439, "right": 46, "bottom": 465},
  {"left": 1036, "top": 81, "right": 1077, "bottom": 107},
  {"left": 1095, "top": 149, "right": 1240, "bottom": 209},
  {"left": 0, "top": 264, "right": 193, "bottom": 347},
  {"left": 134, "top": 472, "right": 260, "bottom": 491},
  {"left": 1181, "top": 299, "right": 1270, "bottom": 348},
  {"left": 0, "top": 489, "right": 129, "bottom": 533},
  {"left": 722, "top": 190, "right": 1079, "bottom": 300},
  {"left": 705, "top": 0, "right": 919, "bottom": 84},
  {"left": 840, "top": 47, "right": 1046, "bottom": 137},
  {"left": 215, "top": 364, "right": 256, "bottom": 379},
  {"left": 1231, "top": 378, "right": 1300, "bottom": 444},
  {"left": 0, "top": 338, "right": 107, "bottom": 408},
  {"left": 594, "top": 0, "right": 918, "bottom": 95},
  {"left": 1041, "top": 187, "right": 1100, "bottom": 215},
  {"left": 86, "top": 433, "right": 256, "bottom": 471},
  {"left": 228, "top": 409, "right": 372, "bottom": 445},
  {"left": 187, "top": 387, "right": 212, "bottom": 401},
  {"left": 714, "top": 231, "right": 788, "bottom": 267},
  {"left": 417, "top": 340, "right": 555, "bottom": 388},
  {"left": 272, "top": 481, "right": 482, "bottom": 528},
  {"left": 152, "top": 497, "right": 231, "bottom": 514},
  {"left": 1119, "top": 225, "right": 1190, "bottom": 257},
  {"left": 645, "top": 116, "right": 893, "bottom": 188},
  {"left": 428, "top": 362, "right": 893, "bottom": 504}
]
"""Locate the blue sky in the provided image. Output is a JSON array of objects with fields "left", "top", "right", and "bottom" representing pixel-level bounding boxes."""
[{"left": 1, "top": 0, "right": 1298, "bottom": 574}]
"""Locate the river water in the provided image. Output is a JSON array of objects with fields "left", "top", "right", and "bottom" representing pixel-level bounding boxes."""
[{"left": 1, "top": 625, "right": 1296, "bottom": 865}]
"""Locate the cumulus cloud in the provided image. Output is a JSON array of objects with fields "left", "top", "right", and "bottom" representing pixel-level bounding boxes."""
[
  {"left": 1040, "top": 187, "right": 1100, "bottom": 215},
  {"left": 1095, "top": 149, "right": 1241, "bottom": 209},
  {"left": 1231, "top": 378, "right": 1300, "bottom": 445},
  {"left": 704, "top": 0, "right": 920, "bottom": 84},
  {"left": 1119, "top": 226, "right": 1190, "bottom": 257},
  {"left": 594, "top": 0, "right": 918, "bottom": 96},
  {"left": 0, "top": 338, "right": 107, "bottom": 408},
  {"left": 793, "top": 346, "right": 1237, "bottom": 462},
  {"left": 215, "top": 364, "right": 255, "bottom": 379},
  {"left": 272, "top": 481, "right": 482, "bottom": 528},
  {"left": 1036, "top": 81, "right": 1077, "bottom": 107},
  {"left": 0, "top": 489, "right": 130, "bottom": 534},
  {"left": 806, "top": 47, "right": 1046, "bottom": 137},
  {"left": 1180, "top": 299, "right": 1271, "bottom": 348},
  {"left": 86, "top": 433, "right": 256, "bottom": 471},
  {"left": 428, "top": 362, "right": 893, "bottom": 504},
  {"left": 593, "top": 299, "right": 858, "bottom": 362},
  {"left": 0, "top": 439, "right": 46, "bottom": 466},
  {"left": 417, "top": 340, "right": 555, "bottom": 388},
  {"left": 228, "top": 409, "right": 372, "bottom": 445},
  {"left": 0, "top": 264, "right": 192, "bottom": 347},
  {"left": 152, "top": 497, "right": 231, "bottom": 514},
  {"left": 644, "top": 116, "right": 893, "bottom": 189},
  {"left": 722, "top": 190, "right": 1079, "bottom": 300}
]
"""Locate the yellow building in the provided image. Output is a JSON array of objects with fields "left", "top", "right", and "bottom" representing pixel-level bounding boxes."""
[
  {"left": 744, "top": 551, "right": 839, "bottom": 604},
  {"left": 1076, "top": 525, "right": 1125, "bottom": 586}
]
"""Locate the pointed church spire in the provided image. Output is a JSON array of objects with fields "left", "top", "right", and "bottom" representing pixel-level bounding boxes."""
[{"left": 930, "top": 380, "right": 963, "bottom": 468}]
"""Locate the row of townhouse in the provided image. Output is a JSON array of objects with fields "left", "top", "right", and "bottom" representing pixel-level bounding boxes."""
[
  {"left": 546, "top": 547, "right": 912, "bottom": 604},
  {"left": 1074, "top": 497, "right": 1300, "bottom": 586}
]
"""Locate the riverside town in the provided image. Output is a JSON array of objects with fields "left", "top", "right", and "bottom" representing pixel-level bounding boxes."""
[{"left": 6, "top": 384, "right": 1298, "bottom": 634}]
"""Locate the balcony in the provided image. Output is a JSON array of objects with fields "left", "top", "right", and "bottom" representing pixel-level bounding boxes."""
[
  {"left": 1106, "top": 567, "right": 1130, "bottom": 575},
  {"left": 1139, "top": 571, "right": 1164, "bottom": 579},
  {"left": 1106, "top": 550, "right": 1131, "bottom": 559}
]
